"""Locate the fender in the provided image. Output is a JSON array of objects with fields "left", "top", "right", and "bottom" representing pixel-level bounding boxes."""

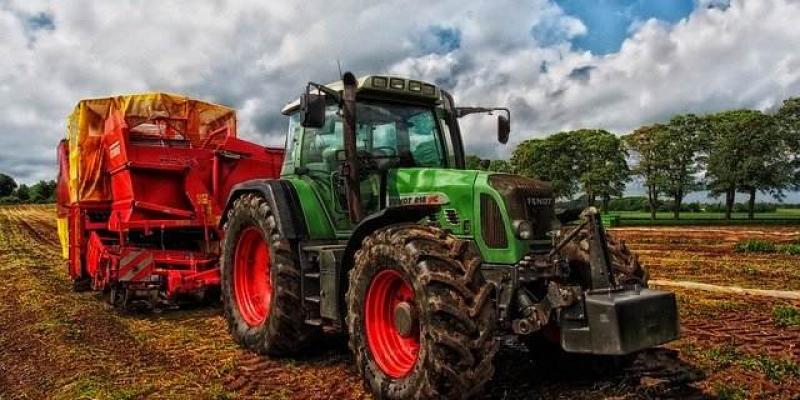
[
  {"left": 221, "top": 179, "right": 308, "bottom": 240},
  {"left": 343, "top": 204, "right": 441, "bottom": 268},
  {"left": 336, "top": 204, "right": 440, "bottom": 325}
]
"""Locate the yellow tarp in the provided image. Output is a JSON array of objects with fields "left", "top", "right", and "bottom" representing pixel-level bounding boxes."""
[
  {"left": 66, "top": 92, "right": 237, "bottom": 203},
  {"left": 57, "top": 217, "right": 68, "bottom": 259}
]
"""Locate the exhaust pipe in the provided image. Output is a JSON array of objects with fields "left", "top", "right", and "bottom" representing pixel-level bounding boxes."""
[{"left": 341, "top": 72, "right": 363, "bottom": 223}]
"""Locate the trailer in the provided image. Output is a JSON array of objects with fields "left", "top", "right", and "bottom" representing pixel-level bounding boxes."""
[{"left": 56, "top": 93, "right": 282, "bottom": 307}]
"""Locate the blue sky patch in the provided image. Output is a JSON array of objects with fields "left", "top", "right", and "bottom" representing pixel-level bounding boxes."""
[
  {"left": 417, "top": 25, "right": 461, "bottom": 55},
  {"left": 554, "top": 0, "right": 695, "bottom": 54},
  {"left": 26, "top": 12, "right": 55, "bottom": 31}
]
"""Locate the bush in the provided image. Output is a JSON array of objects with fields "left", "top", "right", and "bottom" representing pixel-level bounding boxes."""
[
  {"left": 0, "top": 196, "right": 20, "bottom": 205},
  {"left": 605, "top": 196, "right": 648, "bottom": 212},
  {"left": 704, "top": 202, "right": 779, "bottom": 213}
]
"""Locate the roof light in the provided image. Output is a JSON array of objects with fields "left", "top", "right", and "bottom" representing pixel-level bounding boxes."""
[
  {"left": 389, "top": 78, "right": 405, "bottom": 90},
  {"left": 422, "top": 84, "right": 436, "bottom": 96},
  {"left": 372, "top": 76, "right": 387, "bottom": 88},
  {"left": 408, "top": 80, "right": 422, "bottom": 92}
]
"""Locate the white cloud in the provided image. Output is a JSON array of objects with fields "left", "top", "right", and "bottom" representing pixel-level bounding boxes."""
[
  {"left": 0, "top": 0, "right": 797, "bottom": 182},
  {"left": 391, "top": 0, "right": 800, "bottom": 157}
]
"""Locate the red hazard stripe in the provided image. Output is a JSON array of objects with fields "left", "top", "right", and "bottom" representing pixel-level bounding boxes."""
[{"left": 118, "top": 250, "right": 154, "bottom": 282}]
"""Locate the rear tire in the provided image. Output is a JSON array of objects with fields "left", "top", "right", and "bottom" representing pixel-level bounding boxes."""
[
  {"left": 221, "top": 193, "right": 318, "bottom": 356},
  {"left": 347, "top": 224, "right": 497, "bottom": 399}
]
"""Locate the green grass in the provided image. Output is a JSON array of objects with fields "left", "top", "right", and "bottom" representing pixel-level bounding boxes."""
[
  {"left": 734, "top": 239, "right": 777, "bottom": 252},
  {"left": 773, "top": 305, "right": 800, "bottom": 327},
  {"left": 698, "top": 345, "right": 800, "bottom": 383},
  {"left": 608, "top": 209, "right": 800, "bottom": 226},
  {"left": 738, "top": 354, "right": 800, "bottom": 382},
  {"left": 715, "top": 384, "right": 747, "bottom": 400},
  {"left": 734, "top": 239, "right": 800, "bottom": 254}
]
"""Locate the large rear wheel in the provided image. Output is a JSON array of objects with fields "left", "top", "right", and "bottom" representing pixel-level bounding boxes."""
[
  {"left": 347, "top": 224, "right": 497, "bottom": 399},
  {"left": 221, "top": 193, "right": 318, "bottom": 355}
]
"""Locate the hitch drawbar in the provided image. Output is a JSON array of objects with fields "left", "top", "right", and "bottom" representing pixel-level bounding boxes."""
[{"left": 560, "top": 288, "right": 680, "bottom": 355}]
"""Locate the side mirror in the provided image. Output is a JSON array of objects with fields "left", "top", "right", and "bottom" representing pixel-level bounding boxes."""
[
  {"left": 497, "top": 115, "right": 510, "bottom": 144},
  {"left": 300, "top": 93, "right": 326, "bottom": 128}
]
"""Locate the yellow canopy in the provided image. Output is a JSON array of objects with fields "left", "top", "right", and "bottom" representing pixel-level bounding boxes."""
[{"left": 65, "top": 93, "right": 236, "bottom": 203}]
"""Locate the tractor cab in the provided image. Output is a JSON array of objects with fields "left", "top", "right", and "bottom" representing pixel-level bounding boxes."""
[{"left": 279, "top": 74, "right": 508, "bottom": 233}]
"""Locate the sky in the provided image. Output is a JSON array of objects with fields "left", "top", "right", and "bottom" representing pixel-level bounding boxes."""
[{"left": 0, "top": 0, "right": 798, "bottom": 199}]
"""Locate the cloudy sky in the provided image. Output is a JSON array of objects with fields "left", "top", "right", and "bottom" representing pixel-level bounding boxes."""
[{"left": 1, "top": 0, "right": 799, "bottom": 189}]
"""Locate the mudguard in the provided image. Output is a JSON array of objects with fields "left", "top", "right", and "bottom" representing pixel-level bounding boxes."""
[{"left": 221, "top": 179, "right": 308, "bottom": 240}]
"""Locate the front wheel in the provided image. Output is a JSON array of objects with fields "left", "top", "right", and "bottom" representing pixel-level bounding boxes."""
[
  {"left": 221, "top": 194, "right": 318, "bottom": 356},
  {"left": 347, "top": 224, "right": 497, "bottom": 399}
]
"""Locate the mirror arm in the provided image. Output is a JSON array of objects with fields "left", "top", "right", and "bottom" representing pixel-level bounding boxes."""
[
  {"left": 306, "top": 82, "right": 342, "bottom": 104},
  {"left": 456, "top": 106, "right": 511, "bottom": 123}
]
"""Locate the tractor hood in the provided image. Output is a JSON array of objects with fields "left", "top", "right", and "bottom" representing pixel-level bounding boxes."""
[{"left": 385, "top": 169, "right": 556, "bottom": 265}]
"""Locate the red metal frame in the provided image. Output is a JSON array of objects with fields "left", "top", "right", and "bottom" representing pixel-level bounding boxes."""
[{"left": 58, "top": 104, "right": 283, "bottom": 302}]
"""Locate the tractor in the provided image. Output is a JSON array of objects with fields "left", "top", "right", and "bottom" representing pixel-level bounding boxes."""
[{"left": 219, "top": 72, "right": 679, "bottom": 399}]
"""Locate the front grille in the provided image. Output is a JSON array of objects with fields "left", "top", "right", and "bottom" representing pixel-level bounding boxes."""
[
  {"left": 480, "top": 194, "right": 507, "bottom": 248},
  {"left": 488, "top": 174, "right": 555, "bottom": 239},
  {"left": 444, "top": 209, "right": 459, "bottom": 225}
]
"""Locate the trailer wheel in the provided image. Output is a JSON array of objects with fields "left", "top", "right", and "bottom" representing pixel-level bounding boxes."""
[
  {"left": 221, "top": 193, "right": 318, "bottom": 356},
  {"left": 347, "top": 224, "right": 497, "bottom": 399},
  {"left": 72, "top": 277, "right": 92, "bottom": 292}
]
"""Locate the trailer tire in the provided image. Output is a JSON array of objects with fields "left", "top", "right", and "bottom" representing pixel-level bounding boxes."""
[
  {"left": 221, "top": 193, "right": 318, "bottom": 356},
  {"left": 347, "top": 224, "right": 497, "bottom": 399},
  {"left": 72, "top": 277, "right": 92, "bottom": 292}
]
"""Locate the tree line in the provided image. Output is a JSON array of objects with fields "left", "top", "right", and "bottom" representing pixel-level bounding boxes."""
[
  {"left": 0, "top": 173, "right": 57, "bottom": 205},
  {"left": 470, "top": 97, "right": 800, "bottom": 220}
]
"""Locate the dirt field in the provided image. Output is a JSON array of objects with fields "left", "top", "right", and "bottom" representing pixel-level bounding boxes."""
[{"left": 1, "top": 205, "right": 798, "bottom": 399}]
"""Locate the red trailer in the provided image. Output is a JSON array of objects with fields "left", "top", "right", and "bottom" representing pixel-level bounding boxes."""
[{"left": 56, "top": 93, "right": 282, "bottom": 307}]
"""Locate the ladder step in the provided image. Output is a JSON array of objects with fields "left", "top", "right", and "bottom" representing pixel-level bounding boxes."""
[
  {"left": 304, "top": 272, "right": 320, "bottom": 279},
  {"left": 304, "top": 295, "right": 321, "bottom": 304},
  {"left": 305, "top": 318, "right": 323, "bottom": 326}
]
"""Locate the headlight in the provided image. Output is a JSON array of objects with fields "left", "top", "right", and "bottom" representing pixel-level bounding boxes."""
[{"left": 513, "top": 220, "right": 534, "bottom": 240}]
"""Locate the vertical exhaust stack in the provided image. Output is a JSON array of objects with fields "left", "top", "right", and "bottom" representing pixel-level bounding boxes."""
[{"left": 341, "top": 72, "right": 363, "bottom": 223}]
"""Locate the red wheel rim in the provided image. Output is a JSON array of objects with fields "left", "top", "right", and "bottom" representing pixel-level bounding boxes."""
[
  {"left": 233, "top": 226, "right": 271, "bottom": 327},
  {"left": 365, "top": 269, "right": 420, "bottom": 378}
]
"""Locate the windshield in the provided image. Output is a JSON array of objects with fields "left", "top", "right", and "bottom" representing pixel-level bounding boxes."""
[{"left": 300, "top": 101, "right": 446, "bottom": 170}]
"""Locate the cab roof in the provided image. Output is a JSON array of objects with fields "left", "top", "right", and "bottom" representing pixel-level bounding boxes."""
[{"left": 281, "top": 75, "right": 440, "bottom": 115}]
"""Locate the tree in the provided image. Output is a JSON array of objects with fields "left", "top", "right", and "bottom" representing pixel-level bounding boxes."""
[
  {"left": 732, "top": 112, "right": 794, "bottom": 219},
  {"left": 511, "top": 133, "right": 582, "bottom": 199},
  {"left": 487, "top": 159, "right": 512, "bottom": 173},
  {"left": 658, "top": 115, "right": 705, "bottom": 219},
  {"left": 574, "top": 129, "right": 630, "bottom": 210},
  {"left": 511, "top": 130, "right": 629, "bottom": 205},
  {"left": 705, "top": 110, "right": 768, "bottom": 219},
  {"left": 624, "top": 124, "right": 669, "bottom": 220},
  {"left": 0, "top": 173, "right": 17, "bottom": 197},
  {"left": 465, "top": 155, "right": 483, "bottom": 170},
  {"left": 15, "top": 184, "right": 30, "bottom": 202},
  {"left": 775, "top": 97, "right": 800, "bottom": 189},
  {"left": 29, "top": 180, "right": 57, "bottom": 203}
]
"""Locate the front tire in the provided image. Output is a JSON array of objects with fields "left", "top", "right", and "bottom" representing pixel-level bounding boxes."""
[
  {"left": 221, "top": 193, "right": 318, "bottom": 356},
  {"left": 347, "top": 224, "right": 497, "bottom": 399}
]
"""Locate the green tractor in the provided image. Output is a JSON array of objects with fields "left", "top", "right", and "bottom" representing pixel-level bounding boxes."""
[{"left": 220, "top": 72, "right": 679, "bottom": 399}]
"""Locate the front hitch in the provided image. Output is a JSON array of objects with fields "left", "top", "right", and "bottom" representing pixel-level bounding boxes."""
[{"left": 508, "top": 207, "right": 680, "bottom": 354}]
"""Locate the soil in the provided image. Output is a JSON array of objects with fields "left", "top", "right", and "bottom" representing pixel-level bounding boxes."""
[{"left": 1, "top": 206, "right": 798, "bottom": 399}]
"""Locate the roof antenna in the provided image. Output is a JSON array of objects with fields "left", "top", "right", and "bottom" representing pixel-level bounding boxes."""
[{"left": 337, "top": 59, "right": 343, "bottom": 79}]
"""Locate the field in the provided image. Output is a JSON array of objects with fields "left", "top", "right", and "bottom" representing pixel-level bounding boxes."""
[{"left": 1, "top": 205, "right": 799, "bottom": 399}]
